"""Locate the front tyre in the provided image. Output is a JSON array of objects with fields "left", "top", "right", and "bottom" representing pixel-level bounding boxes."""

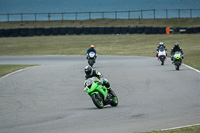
[
  {"left": 176, "top": 65, "right": 179, "bottom": 70},
  {"left": 88, "top": 60, "right": 94, "bottom": 67},
  {"left": 161, "top": 61, "right": 164, "bottom": 65},
  {"left": 91, "top": 94, "right": 104, "bottom": 109},
  {"left": 109, "top": 90, "right": 118, "bottom": 107}
]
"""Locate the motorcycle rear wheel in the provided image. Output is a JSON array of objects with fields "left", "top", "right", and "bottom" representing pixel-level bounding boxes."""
[{"left": 91, "top": 94, "right": 104, "bottom": 109}]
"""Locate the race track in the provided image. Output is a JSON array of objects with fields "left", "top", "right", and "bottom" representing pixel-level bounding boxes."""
[{"left": 0, "top": 55, "right": 200, "bottom": 133}]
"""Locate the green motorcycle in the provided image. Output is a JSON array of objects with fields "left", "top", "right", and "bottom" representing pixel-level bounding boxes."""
[
  {"left": 84, "top": 77, "right": 118, "bottom": 109},
  {"left": 172, "top": 51, "right": 183, "bottom": 70}
]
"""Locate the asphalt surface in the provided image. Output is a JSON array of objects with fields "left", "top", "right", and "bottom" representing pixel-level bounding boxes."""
[{"left": 0, "top": 55, "right": 200, "bottom": 133}]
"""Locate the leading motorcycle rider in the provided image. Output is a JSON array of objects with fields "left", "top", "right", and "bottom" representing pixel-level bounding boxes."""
[
  {"left": 86, "top": 45, "right": 97, "bottom": 59},
  {"left": 156, "top": 42, "right": 167, "bottom": 57},
  {"left": 84, "top": 66, "right": 112, "bottom": 94},
  {"left": 170, "top": 43, "right": 184, "bottom": 61}
]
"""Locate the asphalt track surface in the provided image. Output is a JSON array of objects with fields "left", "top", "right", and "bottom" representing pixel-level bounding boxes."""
[{"left": 0, "top": 55, "right": 200, "bottom": 133}]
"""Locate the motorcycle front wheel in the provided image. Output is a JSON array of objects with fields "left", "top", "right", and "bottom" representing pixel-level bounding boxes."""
[
  {"left": 91, "top": 94, "right": 104, "bottom": 109},
  {"left": 109, "top": 90, "right": 118, "bottom": 107}
]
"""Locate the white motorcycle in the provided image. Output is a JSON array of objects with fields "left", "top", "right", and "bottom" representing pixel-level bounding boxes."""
[
  {"left": 87, "top": 52, "right": 97, "bottom": 67},
  {"left": 157, "top": 46, "right": 167, "bottom": 65}
]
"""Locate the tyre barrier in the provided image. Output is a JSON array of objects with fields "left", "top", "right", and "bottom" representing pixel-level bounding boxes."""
[
  {"left": 27, "top": 28, "right": 35, "bottom": 36},
  {"left": 60, "top": 27, "right": 67, "bottom": 35},
  {"left": 121, "top": 27, "right": 129, "bottom": 34},
  {"left": 144, "top": 27, "right": 152, "bottom": 34},
  {"left": 83, "top": 27, "right": 90, "bottom": 34},
  {"left": 76, "top": 27, "right": 83, "bottom": 35},
  {"left": 68, "top": 27, "right": 75, "bottom": 35},
  {"left": 44, "top": 28, "right": 51, "bottom": 36},
  {"left": 136, "top": 27, "right": 144, "bottom": 34},
  {"left": 11, "top": 29, "right": 20, "bottom": 37},
  {"left": 35, "top": 28, "right": 44, "bottom": 36},
  {"left": 20, "top": 28, "right": 28, "bottom": 37},
  {"left": 91, "top": 27, "right": 98, "bottom": 34},
  {"left": 152, "top": 27, "right": 159, "bottom": 34},
  {"left": 51, "top": 27, "right": 60, "bottom": 35},
  {"left": 0, "top": 27, "right": 199, "bottom": 37},
  {"left": 98, "top": 27, "right": 106, "bottom": 34}
]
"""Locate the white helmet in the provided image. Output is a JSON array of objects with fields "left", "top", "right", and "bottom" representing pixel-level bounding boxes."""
[{"left": 159, "top": 42, "right": 164, "bottom": 46}]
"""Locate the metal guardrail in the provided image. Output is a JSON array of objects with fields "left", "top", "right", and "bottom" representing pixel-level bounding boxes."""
[{"left": 0, "top": 9, "right": 200, "bottom": 22}]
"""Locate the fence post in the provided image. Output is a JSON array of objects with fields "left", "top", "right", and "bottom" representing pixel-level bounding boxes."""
[
  {"left": 89, "top": 12, "right": 91, "bottom": 20},
  {"left": 115, "top": 11, "right": 117, "bottom": 19},
  {"left": 48, "top": 13, "right": 51, "bottom": 21},
  {"left": 75, "top": 12, "right": 77, "bottom": 21},
  {"left": 62, "top": 13, "right": 64, "bottom": 21},
  {"left": 7, "top": 14, "right": 9, "bottom": 22},
  {"left": 166, "top": 9, "right": 168, "bottom": 19},
  {"left": 21, "top": 13, "right": 23, "bottom": 22},
  {"left": 128, "top": 11, "right": 130, "bottom": 19},
  {"left": 190, "top": 9, "right": 192, "bottom": 18},
  {"left": 102, "top": 12, "right": 104, "bottom": 19},
  {"left": 35, "top": 13, "right": 37, "bottom": 22}
]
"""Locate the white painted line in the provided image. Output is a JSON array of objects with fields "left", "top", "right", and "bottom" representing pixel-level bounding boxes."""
[
  {"left": 0, "top": 66, "right": 39, "bottom": 79},
  {"left": 183, "top": 64, "right": 200, "bottom": 74},
  {"left": 0, "top": 68, "right": 26, "bottom": 79},
  {"left": 161, "top": 123, "right": 200, "bottom": 131}
]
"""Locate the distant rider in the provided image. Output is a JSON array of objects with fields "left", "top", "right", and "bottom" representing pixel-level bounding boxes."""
[
  {"left": 86, "top": 45, "right": 97, "bottom": 59},
  {"left": 156, "top": 42, "right": 167, "bottom": 57},
  {"left": 84, "top": 66, "right": 112, "bottom": 94},
  {"left": 170, "top": 43, "right": 184, "bottom": 61}
]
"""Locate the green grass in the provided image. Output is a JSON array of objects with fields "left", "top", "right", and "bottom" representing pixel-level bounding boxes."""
[
  {"left": 139, "top": 125, "right": 200, "bottom": 133},
  {"left": 0, "top": 18, "right": 200, "bottom": 29},
  {"left": 0, "top": 65, "right": 34, "bottom": 77},
  {"left": 0, "top": 34, "right": 200, "bottom": 70}
]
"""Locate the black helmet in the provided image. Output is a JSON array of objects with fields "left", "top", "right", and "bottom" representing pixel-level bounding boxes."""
[
  {"left": 174, "top": 43, "right": 179, "bottom": 47},
  {"left": 85, "top": 66, "right": 93, "bottom": 75}
]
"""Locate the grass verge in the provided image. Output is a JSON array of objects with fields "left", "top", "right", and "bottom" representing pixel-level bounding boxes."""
[
  {"left": 0, "top": 34, "right": 199, "bottom": 70},
  {"left": 0, "top": 65, "right": 34, "bottom": 78},
  {"left": 0, "top": 18, "right": 200, "bottom": 29},
  {"left": 139, "top": 125, "right": 200, "bottom": 133}
]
